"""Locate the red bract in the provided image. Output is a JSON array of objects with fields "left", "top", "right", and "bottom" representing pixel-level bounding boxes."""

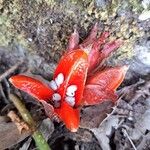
[{"left": 9, "top": 23, "right": 128, "bottom": 132}]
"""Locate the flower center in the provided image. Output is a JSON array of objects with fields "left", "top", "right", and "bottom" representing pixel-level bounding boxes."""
[{"left": 49, "top": 73, "right": 78, "bottom": 107}]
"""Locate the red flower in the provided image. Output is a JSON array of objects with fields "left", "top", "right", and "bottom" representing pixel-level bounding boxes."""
[{"left": 9, "top": 23, "right": 128, "bottom": 132}]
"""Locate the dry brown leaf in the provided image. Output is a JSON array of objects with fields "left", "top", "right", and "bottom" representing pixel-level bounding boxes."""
[
  {"left": 80, "top": 101, "right": 114, "bottom": 129},
  {"left": 0, "top": 116, "right": 30, "bottom": 149},
  {"left": 7, "top": 111, "right": 30, "bottom": 133}
]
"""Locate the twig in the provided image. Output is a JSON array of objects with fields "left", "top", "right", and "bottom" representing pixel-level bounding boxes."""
[
  {"left": 99, "top": 96, "right": 123, "bottom": 127},
  {"left": 122, "top": 128, "right": 137, "bottom": 150},
  {"left": 0, "top": 60, "right": 24, "bottom": 82},
  {"left": 9, "top": 94, "right": 51, "bottom": 150},
  {"left": 3, "top": 78, "right": 11, "bottom": 99},
  {"left": 0, "top": 83, "right": 9, "bottom": 104}
]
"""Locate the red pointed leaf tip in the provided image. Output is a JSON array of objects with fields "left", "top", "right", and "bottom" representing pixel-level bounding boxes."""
[
  {"left": 87, "top": 65, "right": 129, "bottom": 91},
  {"left": 102, "top": 39, "right": 123, "bottom": 57},
  {"left": 9, "top": 75, "right": 54, "bottom": 101},
  {"left": 83, "top": 65, "right": 128, "bottom": 105},
  {"left": 79, "top": 23, "right": 98, "bottom": 49},
  {"left": 86, "top": 31, "right": 110, "bottom": 73},
  {"left": 67, "top": 28, "right": 79, "bottom": 51},
  {"left": 55, "top": 102, "right": 80, "bottom": 132}
]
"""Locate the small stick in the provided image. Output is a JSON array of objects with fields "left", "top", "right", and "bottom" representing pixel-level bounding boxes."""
[
  {"left": 122, "top": 128, "right": 137, "bottom": 150},
  {"left": 0, "top": 83, "right": 9, "bottom": 104},
  {"left": 0, "top": 60, "right": 24, "bottom": 82}
]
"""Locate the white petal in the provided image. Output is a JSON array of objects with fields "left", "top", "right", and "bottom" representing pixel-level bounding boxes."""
[
  {"left": 66, "top": 91, "right": 75, "bottom": 96},
  {"left": 52, "top": 93, "right": 61, "bottom": 101},
  {"left": 67, "top": 85, "right": 77, "bottom": 92},
  {"left": 55, "top": 73, "right": 64, "bottom": 87},
  {"left": 66, "top": 85, "right": 77, "bottom": 96},
  {"left": 49, "top": 80, "right": 58, "bottom": 90},
  {"left": 65, "top": 96, "right": 75, "bottom": 107}
]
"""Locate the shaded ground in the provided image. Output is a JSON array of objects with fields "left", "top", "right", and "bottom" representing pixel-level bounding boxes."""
[{"left": 0, "top": 0, "right": 150, "bottom": 150}]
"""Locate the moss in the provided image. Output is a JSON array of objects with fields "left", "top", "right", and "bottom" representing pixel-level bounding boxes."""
[
  {"left": 0, "top": 0, "right": 28, "bottom": 47},
  {"left": 36, "top": 0, "right": 56, "bottom": 6},
  {"left": 69, "top": 0, "right": 92, "bottom": 5},
  {"left": 0, "top": 0, "right": 145, "bottom": 63},
  {"left": 129, "top": 0, "right": 143, "bottom": 12}
]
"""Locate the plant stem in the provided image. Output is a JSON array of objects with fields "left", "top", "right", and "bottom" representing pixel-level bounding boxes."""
[
  {"left": 32, "top": 130, "right": 51, "bottom": 150},
  {"left": 9, "top": 94, "right": 51, "bottom": 150}
]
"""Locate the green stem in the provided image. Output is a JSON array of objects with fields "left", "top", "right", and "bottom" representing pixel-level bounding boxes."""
[
  {"left": 32, "top": 130, "right": 51, "bottom": 150},
  {"left": 9, "top": 94, "right": 51, "bottom": 150}
]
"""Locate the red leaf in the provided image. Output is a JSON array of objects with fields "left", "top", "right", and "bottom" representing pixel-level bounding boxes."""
[
  {"left": 79, "top": 23, "right": 98, "bottom": 49},
  {"left": 55, "top": 101, "right": 80, "bottom": 132},
  {"left": 101, "top": 39, "right": 122, "bottom": 58},
  {"left": 87, "top": 32, "right": 109, "bottom": 72},
  {"left": 54, "top": 49, "right": 88, "bottom": 106},
  {"left": 87, "top": 66, "right": 128, "bottom": 91},
  {"left": 83, "top": 84, "right": 118, "bottom": 105},
  {"left": 9, "top": 75, "right": 54, "bottom": 101},
  {"left": 83, "top": 66, "right": 128, "bottom": 105}
]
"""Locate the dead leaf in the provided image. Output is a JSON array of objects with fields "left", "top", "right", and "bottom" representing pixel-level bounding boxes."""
[
  {"left": 7, "top": 111, "right": 30, "bottom": 133},
  {"left": 0, "top": 116, "right": 30, "bottom": 150},
  {"left": 91, "top": 115, "right": 120, "bottom": 150},
  {"left": 80, "top": 101, "right": 113, "bottom": 129},
  {"left": 39, "top": 118, "right": 54, "bottom": 141}
]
